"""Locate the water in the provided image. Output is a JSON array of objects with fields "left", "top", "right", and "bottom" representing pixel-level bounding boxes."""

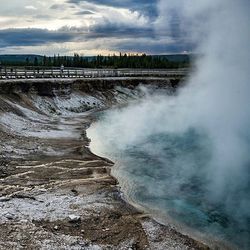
[{"left": 88, "top": 111, "right": 250, "bottom": 249}]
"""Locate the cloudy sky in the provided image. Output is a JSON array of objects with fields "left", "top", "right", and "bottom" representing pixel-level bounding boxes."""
[{"left": 0, "top": 0, "right": 193, "bottom": 55}]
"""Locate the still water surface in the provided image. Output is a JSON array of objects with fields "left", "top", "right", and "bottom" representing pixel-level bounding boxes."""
[{"left": 88, "top": 112, "right": 250, "bottom": 249}]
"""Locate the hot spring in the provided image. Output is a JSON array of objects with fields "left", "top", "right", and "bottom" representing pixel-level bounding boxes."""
[{"left": 88, "top": 95, "right": 250, "bottom": 249}]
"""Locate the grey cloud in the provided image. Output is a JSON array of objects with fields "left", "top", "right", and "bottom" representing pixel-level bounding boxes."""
[
  {"left": 75, "top": 10, "right": 95, "bottom": 15},
  {"left": 88, "top": 23, "right": 155, "bottom": 39},
  {"left": 0, "top": 28, "right": 75, "bottom": 48},
  {"left": 114, "top": 39, "right": 193, "bottom": 54},
  {"left": 58, "top": 20, "right": 156, "bottom": 39},
  {"left": 50, "top": 4, "right": 66, "bottom": 10},
  {"left": 68, "top": 0, "right": 158, "bottom": 19},
  {"left": 33, "top": 14, "right": 52, "bottom": 19},
  {"left": 0, "top": 25, "right": 191, "bottom": 55},
  {"left": 0, "top": 0, "right": 193, "bottom": 55}
]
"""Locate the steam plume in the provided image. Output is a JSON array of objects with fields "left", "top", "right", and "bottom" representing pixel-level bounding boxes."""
[{"left": 89, "top": 0, "right": 250, "bottom": 246}]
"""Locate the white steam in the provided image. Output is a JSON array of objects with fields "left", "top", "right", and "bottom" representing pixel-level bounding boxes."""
[{"left": 89, "top": 0, "right": 250, "bottom": 238}]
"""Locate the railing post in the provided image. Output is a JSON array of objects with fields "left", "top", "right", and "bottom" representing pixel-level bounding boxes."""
[{"left": 10, "top": 68, "right": 14, "bottom": 78}]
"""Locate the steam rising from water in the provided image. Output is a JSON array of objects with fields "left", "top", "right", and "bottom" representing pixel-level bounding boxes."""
[{"left": 89, "top": 0, "right": 250, "bottom": 247}]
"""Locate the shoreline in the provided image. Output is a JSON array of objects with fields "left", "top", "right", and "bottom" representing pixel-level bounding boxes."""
[
  {"left": 87, "top": 123, "right": 233, "bottom": 250},
  {"left": 84, "top": 116, "right": 213, "bottom": 249},
  {"left": 0, "top": 78, "right": 211, "bottom": 249}
]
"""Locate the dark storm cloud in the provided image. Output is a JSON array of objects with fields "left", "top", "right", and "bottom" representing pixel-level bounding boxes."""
[
  {"left": 0, "top": 28, "right": 75, "bottom": 48},
  {"left": 68, "top": 0, "right": 158, "bottom": 18},
  {"left": 0, "top": 26, "right": 191, "bottom": 54},
  {"left": 0, "top": 0, "right": 193, "bottom": 54},
  {"left": 88, "top": 23, "right": 155, "bottom": 39},
  {"left": 57, "top": 19, "right": 156, "bottom": 39}
]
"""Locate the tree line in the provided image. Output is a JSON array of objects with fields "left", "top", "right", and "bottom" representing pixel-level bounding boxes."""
[{"left": 1, "top": 53, "right": 190, "bottom": 69}]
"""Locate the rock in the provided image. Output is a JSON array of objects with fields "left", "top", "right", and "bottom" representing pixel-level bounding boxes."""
[
  {"left": 20, "top": 219, "right": 28, "bottom": 223},
  {"left": 39, "top": 188, "right": 47, "bottom": 193},
  {"left": 5, "top": 213, "right": 15, "bottom": 220},
  {"left": 71, "top": 189, "right": 78, "bottom": 196},
  {"left": 68, "top": 214, "right": 81, "bottom": 222},
  {"left": 54, "top": 225, "right": 59, "bottom": 230}
]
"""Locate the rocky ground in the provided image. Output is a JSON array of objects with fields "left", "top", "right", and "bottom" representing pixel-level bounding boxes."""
[{"left": 0, "top": 79, "right": 210, "bottom": 250}]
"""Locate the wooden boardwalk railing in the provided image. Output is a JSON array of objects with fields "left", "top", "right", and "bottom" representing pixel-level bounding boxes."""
[{"left": 0, "top": 67, "right": 187, "bottom": 80}]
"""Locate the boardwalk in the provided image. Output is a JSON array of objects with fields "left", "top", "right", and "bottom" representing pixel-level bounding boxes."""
[{"left": 0, "top": 67, "right": 187, "bottom": 80}]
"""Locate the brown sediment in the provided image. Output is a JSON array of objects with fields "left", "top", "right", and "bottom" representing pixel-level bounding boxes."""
[{"left": 0, "top": 78, "right": 210, "bottom": 249}]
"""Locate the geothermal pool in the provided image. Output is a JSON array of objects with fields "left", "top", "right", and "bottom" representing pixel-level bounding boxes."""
[{"left": 88, "top": 109, "right": 250, "bottom": 250}]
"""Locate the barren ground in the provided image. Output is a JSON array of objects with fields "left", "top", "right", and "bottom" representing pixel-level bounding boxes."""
[{"left": 0, "top": 79, "right": 209, "bottom": 250}]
